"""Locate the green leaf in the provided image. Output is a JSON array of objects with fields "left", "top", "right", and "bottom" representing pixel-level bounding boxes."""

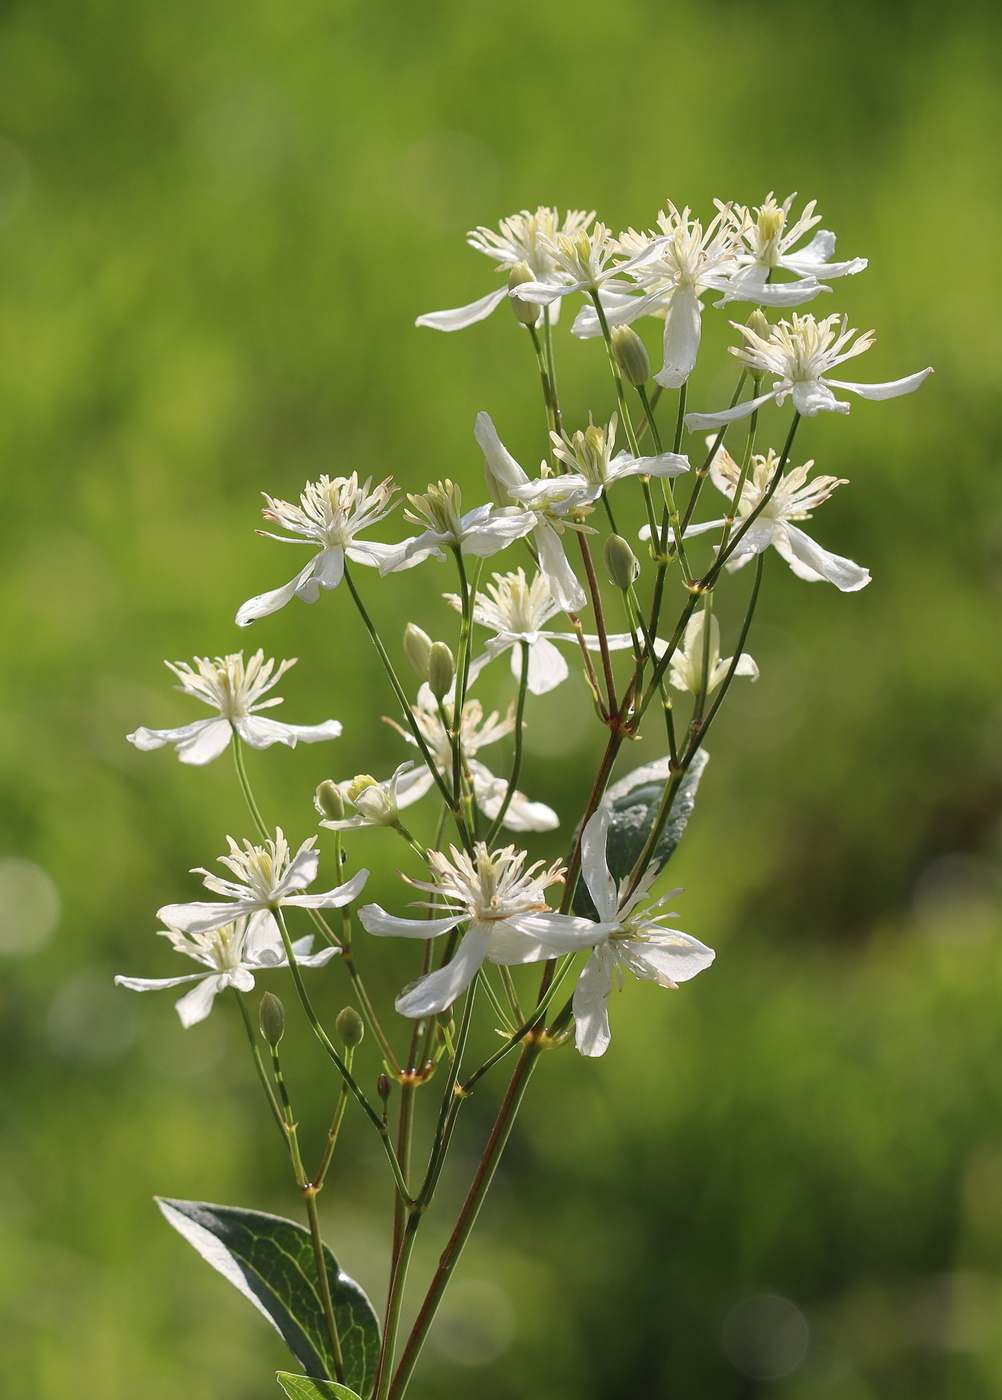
[
  {"left": 276, "top": 1373, "right": 362, "bottom": 1400},
  {"left": 157, "top": 1198, "right": 379, "bottom": 1396},
  {"left": 571, "top": 750, "right": 709, "bottom": 917}
]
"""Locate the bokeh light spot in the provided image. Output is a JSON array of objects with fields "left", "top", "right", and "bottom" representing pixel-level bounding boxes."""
[
  {"left": 723, "top": 1293, "right": 809, "bottom": 1379},
  {"left": 430, "top": 1278, "right": 516, "bottom": 1366},
  {"left": 0, "top": 856, "right": 60, "bottom": 955}
]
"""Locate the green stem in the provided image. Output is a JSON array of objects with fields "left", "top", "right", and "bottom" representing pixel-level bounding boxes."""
[
  {"left": 232, "top": 737, "right": 269, "bottom": 842},
  {"left": 590, "top": 291, "right": 641, "bottom": 460}
]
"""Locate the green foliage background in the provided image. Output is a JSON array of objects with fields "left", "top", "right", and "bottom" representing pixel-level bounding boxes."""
[{"left": 0, "top": 0, "right": 999, "bottom": 1396}]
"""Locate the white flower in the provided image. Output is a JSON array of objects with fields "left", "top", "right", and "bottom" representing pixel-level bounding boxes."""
[
  {"left": 504, "top": 416, "right": 688, "bottom": 520},
  {"left": 663, "top": 442, "right": 871, "bottom": 591},
  {"left": 415, "top": 206, "right": 595, "bottom": 331},
  {"left": 527, "top": 807, "right": 715, "bottom": 1056},
  {"left": 127, "top": 651, "right": 342, "bottom": 766},
  {"left": 236, "top": 474, "right": 407, "bottom": 626},
  {"left": 666, "top": 608, "right": 758, "bottom": 694},
  {"left": 157, "top": 829, "right": 368, "bottom": 953},
  {"left": 571, "top": 204, "right": 823, "bottom": 388},
  {"left": 115, "top": 914, "right": 338, "bottom": 1027},
  {"left": 386, "top": 685, "right": 559, "bottom": 832},
  {"left": 446, "top": 569, "right": 636, "bottom": 696},
  {"left": 359, "top": 843, "right": 591, "bottom": 1016},
  {"left": 719, "top": 192, "right": 867, "bottom": 304},
  {"left": 510, "top": 223, "right": 659, "bottom": 307},
  {"left": 475, "top": 412, "right": 588, "bottom": 612},
  {"left": 684, "top": 313, "right": 933, "bottom": 428},
  {"left": 378, "top": 479, "right": 537, "bottom": 575},
  {"left": 318, "top": 763, "right": 415, "bottom": 831}
]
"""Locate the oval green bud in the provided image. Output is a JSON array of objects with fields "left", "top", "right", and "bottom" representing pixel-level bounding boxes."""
[
  {"left": 604, "top": 533, "right": 640, "bottom": 590},
  {"left": 314, "top": 779, "right": 345, "bottom": 822},
  {"left": 259, "top": 991, "right": 286, "bottom": 1047},
  {"left": 746, "top": 307, "right": 770, "bottom": 340},
  {"left": 508, "top": 260, "right": 541, "bottom": 327},
  {"left": 335, "top": 1006, "right": 365, "bottom": 1048},
  {"left": 428, "top": 641, "right": 455, "bottom": 701},
  {"left": 611, "top": 325, "right": 651, "bottom": 387},
  {"left": 403, "top": 623, "right": 433, "bottom": 682},
  {"left": 377, "top": 1072, "right": 392, "bottom": 1102}
]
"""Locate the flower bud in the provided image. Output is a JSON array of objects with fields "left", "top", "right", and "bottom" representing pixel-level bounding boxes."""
[
  {"left": 259, "top": 991, "right": 286, "bottom": 1047},
  {"left": 403, "top": 623, "right": 433, "bottom": 682},
  {"left": 612, "top": 325, "right": 650, "bottom": 387},
  {"left": 314, "top": 779, "right": 345, "bottom": 822},
  {"left": 428, "top": 641, "right": 455, "bottom": 701},
  {"left": 377, "top": 1072, "right": 392, "bottom": 1102},
  {"left": 508, "top": 260, "right": 541, "bottom": 327},
  {"left": 604, "top": 533, "right": 640, "bottom": 590},
  {"left": 746, "top": 308, "right": 770, "bottom": 340},
  {"left": 335, "top": 1006, "right": 365, "bottom": 1048}
]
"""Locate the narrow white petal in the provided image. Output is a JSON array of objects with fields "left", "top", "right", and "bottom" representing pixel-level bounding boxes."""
[
  {"left": 611, "top": 450, "right": 690, "bottom": 480},
  {"left": 415, "top": 286, "right": 509, "bottom": 331},
  {"left": 174, "top": 975, "right": 227, "bottom": 1027},
  {"left": 507, "top": 280, "right": 582, "bottom": 305},
  {"left": 484, "top": 919, "right": 555, "bottom": 965},
  {"left": 781, "top": 524, "right": 871, "bottom": 592},
  {"left": 235, "top": 716, "right": 343, "bottom": 750},
  {"left": 115, "top": 973, "right": 204, "bottom": 991},
  {"left": 290, "top": 944, "right": 342, "bottom": 969},
  {"left": 156, "top": 900, "right": 256, "bottom": 935},
  {"left": 823, "top": 367, "right": 933, "bottom": 401},
  {"left": 515, "top": 912, "right": 618, "bottom": 952},
  {"left": 633, "top": 931, "right": 716, "bottom": 986},
  {"left": 519, "top": 637, "right": 569, "bottom": 695},
  {"left": 534, "top": 522, "right": 586, "bottom": 611},
  {"left": 684, "top": 391, "right": 775, "bottom": 431},
  {"left": 273, "top": 846, "right": 320, "bottom": 897},
  {"left": 393, "top": 766, "right": 437, "bottom": 811},
  {"left": 573, "top": 950, "right": 614, "bottom": 1057},
  {"left": 128, "top": 717, "right": 234, "bottom": 765},
  {"left": 717, "top": 278, "right": 827, "bottom": 308},
  {"left": 733, "top": 653, "right": 759, "bottom": 679},
  {"left": 283, "top": 867, "right": 370, "bottom": 909},
  {"left": 236, "top": 558, "right": 320, "bottom": 627},
  {"left": 474, "top": 412, "right": 530, "bottom": 491},
  {"left": 358, "top": 904, "right": 463, "bottom": 940},
  {"left": 654, "top": 286, "right": 703, "bottom": 389},
  {"left": 395, "top": 921, "right": 494, "bottom": 1017},
  {"left": 311, "top": 547, "right": 345, "bottom": 591},
  {"left": 790, "top": 380, "right": 847, "bottom": 416},
  {"left": 242, "top": 909, "right": 283, "bottom": 960},
  {"left": 580, "top": 807, "right": 618, "bottom": 921}
]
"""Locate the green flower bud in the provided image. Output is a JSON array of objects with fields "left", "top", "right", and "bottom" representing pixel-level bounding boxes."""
[
  {"left": 403, "top": 623, "right": 433, "bottom": 682},
  {"left": 259, "top": 991, "right": 286, "bottom": 1047},
  {"left": 428, "top": 641, "right": 455, "bottom": 701},
  {"left": 335, "top": 1006, "right": 365, "bottom": 1048},
  {"left": 611, "top": 325, "right": 650, "bottom": 387},
  {"left": 314, "top": 779, "right": 345, "bottom": 822},
  {"left": 746, "top": 307, "right": 770, "bottom": 340},
  {"left": 508, "top": 260, "right": 541, "bottom": 327},
  {"left": 604, "top": 533, "right": 640, "bottom": 590}
]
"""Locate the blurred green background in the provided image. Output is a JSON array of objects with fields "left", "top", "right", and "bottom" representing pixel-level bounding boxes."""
[{"left": 0, "top": 0, "right": 999, "bottom": 1396}]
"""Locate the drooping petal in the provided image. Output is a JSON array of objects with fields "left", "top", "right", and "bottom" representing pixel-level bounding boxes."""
[
  {"left": 534, "top": 521, "right": 586, "bottom": 611},
  {"left": 115, "top": 972, "right": 205, "bottom": 992},
  {"left": 630, "top": 931, "right": 716, "bottom": 987},
  {"left": 415, "top": 286, "right": 510, "bottom": 332},
  {"left": 732, "top": 653, "right": 759, "bottom": 679},
  {"left": 474, "top": 411, "right": 530, "bottom": 493},
  {"left": 128, "top": 717, "right": 234, "bottom": 766},
  {"left": 516, "top": 637, "right": 568, "bottom": 695},
  {"left": 174, "top": 974, "right": 228, "bottom": 1028},
  {"left": 610, "top": 449, "right": 690, "bottom": 480},
  {"left": 822, "top": 367, "right": 933, "bottom": 401},
  {"left": 515, "top": 911, "right": 619, "bottom": 952},
  {"left": 393, "top": 765, "right": 437, "bottom": 811},
  {"left": 684, "top": 391, "right": 776, "bottom": 432},
  {"left": 654, "top": 285, "right": 703, "bottom": 390},
  {"left": 283, "top": 867, "right": 370, "bottom": 909},
  {"left": 579, "top": 807, "right": 618, "bottom": 922},
  {"left": 778, "top": 524, "right": 871, "bottom": 592},
  {"left": 156, "top": 900, "right": 258, "bottom": 935},
  {"left": 235, "top": 716, "right": 343, "bottom": 749},
  {"left": 287, "top": 943, "right": 342, "bottom": 969},
  {"left": 395, "top": 920, "right": 494, "bottom": 1017},
  {"left": 241, "top": 909, "right": 284, "bottom": 960},
  {"left": 484, "top": 918, "right": 555, "bottom": 965},
  {"left": 572, "top": 948, "right": 615, "bottom": 1057},
  {"left": 471, "top": 762, "right": 559, "bottom": 832},
  {"left": 570, "top": 287, "right": 669, "bottom": 338},
  {"left": 236, "top": 557, "right": 321, "bottom": 627},
  {"left": 788, "top": 380, "right": 848, "bottom": 416},
  {"left": 358, "top": 904, "right": 463, "bottom": 940}
]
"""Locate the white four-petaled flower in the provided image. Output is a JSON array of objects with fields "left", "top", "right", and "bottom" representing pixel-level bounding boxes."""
[
  {"left": 127, "top": 652, "right": 342, "bottom": 765},
  {"left": 157, "top": 829, "right": 368, "bottom": 953},
  {"left": 719, "top": 192, "right": 867, "bottom": 304},
  {"left": 685, "top": 313, "right": 933, "bottom": 428},
  {"left": 115, "top": 913, "right": 338, "bottom": 1027},
  {"left": 666, "top": 608, "right": 758, "bottom": 695},
  {"left": 358, "top": 843, "right": 589, "bottom": 1017}
]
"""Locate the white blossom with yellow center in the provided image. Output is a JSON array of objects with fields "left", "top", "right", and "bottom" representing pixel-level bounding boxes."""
[
  {"left": 378, "top": 479, "right": 537, "bottom": 574},
  {"left": 128, "top": 651, "right": 342, "bottom": 765},
  {"left": 719, "top": 192, "right": 867, "bottom": 304}
]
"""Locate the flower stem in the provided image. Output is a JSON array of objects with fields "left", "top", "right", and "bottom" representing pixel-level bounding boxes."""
[{"left": 232, "top": 737, "right": 270, "bottom": 842}]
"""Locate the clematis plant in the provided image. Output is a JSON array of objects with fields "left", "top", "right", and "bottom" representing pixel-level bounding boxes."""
[{"left": 119, "top": 187, "right": 929, "bottom": 1400}]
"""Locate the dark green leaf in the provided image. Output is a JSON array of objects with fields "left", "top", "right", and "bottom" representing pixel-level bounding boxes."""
[
  {"left": 277, "top": 1373, "right": 362, "bottom": 1400},
  {"left": 157, "top": 1198, "right": 379, "bottom": 1396},
  {"left": 571, "top": 750, "right": 709, "bottom": 916}
]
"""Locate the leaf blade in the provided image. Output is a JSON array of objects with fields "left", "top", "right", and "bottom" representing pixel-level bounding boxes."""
[
  {"left": 157, "top": 1198, "right": 379, "bottom": 1396},
  {"left": 277, "top": 1373, "right": 362, "bottom": 1400}
]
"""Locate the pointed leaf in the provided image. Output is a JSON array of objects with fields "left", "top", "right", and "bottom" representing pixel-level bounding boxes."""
[
  {"left": 277, "top": 1374, "right": 362, "bottom": 1400},
  {"left": 571, "top": 750, "right": 709, "bottom": 916},
  {"left": 157, "top": 1198, "right": 379, "bottom": 1396}
]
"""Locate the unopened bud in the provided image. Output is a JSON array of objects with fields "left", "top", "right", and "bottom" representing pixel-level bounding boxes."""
[
  {"left": 403, "top": 623, "right": 433, "bottom": 682},
  {"left": 335, "top": 1006, "right": 365, "bottom": 1048},
  {"left": 259, "top": 991, "right": 286, "bottom": 1047},
  {"left": 612, "top": 325, "right": 650, "bottom": 386},
  {"left": 746, "top": 308, "right": 770, "bottom": 339},
  {"left": 314, "top": 779, "right": 345, "bottom": 822},
  {"left": 428, "top": 641, "right": 455, "bottom": 701},
  {"left": 604, "top": 533, "right": 640, "bottom": 590},
  {"left": 377, "top": 1073, "right": 392, "bottom": 1102},
  {"left": 508, "top": 260, "right": 541, "bottom": 326}
]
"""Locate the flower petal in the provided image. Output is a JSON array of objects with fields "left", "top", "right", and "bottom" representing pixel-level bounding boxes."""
[
  {"left": 534, "top": 521, "right": 587, "bottom": 611},
  {"left": 654, "top": 285, "right": 703, "bottom": 390},
  {"left": 484, "top": 918, "right": 555, "bottom": 965},
  {"left": 358, "top": 904, "right": 463, "bottom": 940},
  {"left": 516, "top": 637, "right": 568, "bottom": 695},
  {"left": 823, "top": 367, "right": 933, "bottom": 401},
  {"left": 128, "top": 717, "right": 234, "bottom": 766},
  {"left": 283, "top": 867, "right": 370, "bottom": 909},
  {"left": 779, "top": 524, "right": 871, "bottom": 592},
  {"left": 684, "top": 391, "right": 776, "bottom": 432},
  {"left": 415, "top": 286, "right": 510, "bottom": 331},
  {"left": 115, "top": 973, "right": 205, "bottom": 991},
  {"left": 631, "top": 931, "right": 716, "bottom": 986},
  {"left": 236, "top": 557, "right": 321, "bottom": 627},
  {"left": 580, "top": 807, "right": 618, "bottom": 921},
  {"left": 235, "top": 716, "right": 343, "bottom": 749},
  {"left": 157, "top": 900, "right": 257, "bottom": 935},
  {"left": 572, "top": 949, "right": 614, "bottom": 1057},
  {"left": 515, "top": 911, "right": 618, "bottom": 952},
  {"left": 395, "top": 920, "right": 494, "bottom": 1017},
  {"left": 174, "top": 974, "right": 228, "bottom": 1027},
  {"left": 474, "top": 411, "right": 530, "bottom": 493}
]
